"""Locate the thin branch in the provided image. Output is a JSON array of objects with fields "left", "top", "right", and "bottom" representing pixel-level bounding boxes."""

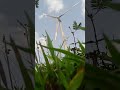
[{"left": 85, "top": 7, "right": 100, "bottom": 52}]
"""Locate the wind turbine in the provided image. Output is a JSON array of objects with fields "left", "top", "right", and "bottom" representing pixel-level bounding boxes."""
[{"left": 43, "top": 1, "right": 81, "bottom": 49}]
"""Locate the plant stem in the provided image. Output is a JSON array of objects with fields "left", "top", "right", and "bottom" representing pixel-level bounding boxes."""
[
  {"left": 3, "top": 35, "right": 14, "bottom": 89},
  {"left": 85, "top": 8, "right": 100, "bottom": 52}
]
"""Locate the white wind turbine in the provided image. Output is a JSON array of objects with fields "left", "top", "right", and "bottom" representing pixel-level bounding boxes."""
[{"left": 43, "top": 1, "right": 80, "bottom": 49}]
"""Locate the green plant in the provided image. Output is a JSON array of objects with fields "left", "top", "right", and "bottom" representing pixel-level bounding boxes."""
[
  {"left": 82, "top": 0, "right": 120, "bottom": 89},
  {"left": 35, "top": 31, "right": 85, "bottom": 90},
  {"left": 0, "top": 11, "right": 34, "bottom": 90}
]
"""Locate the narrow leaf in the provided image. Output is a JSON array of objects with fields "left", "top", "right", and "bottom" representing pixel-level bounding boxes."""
[
  {"left": 67, "top": 67, "right": 84, "bottom": 90},
  {"left": 104, "top": 34, "right": 120, "bottom": 66},
  {"left": 9, "top": 36, "right": 34, "bottom": 90}
]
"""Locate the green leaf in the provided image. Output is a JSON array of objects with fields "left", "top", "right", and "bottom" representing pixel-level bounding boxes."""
[
  {"left": 78, "top": 40, "right": 85, "bottom": 54},
  {"left": 39, "top": 42, "right": 52, "bottom": 73},
  {"left": 73, "top": 21, "right": 85, "bottom": 30},
  {"left": 24, "top": 11, "right": 35, "bottom": 49},
  {"left": 67, "top": 67, "right": 84, "bottom": 90},
  {"left": 107, "top": 3, "right": 120, "bottom": 11},
  {"left": 0, "top": 86, "right": 7, "bottom": 90},
  {"left": 79, "top": 26, "right": 85, "bottom": 30},
  {"left": 58, "top": 71, "right": 68, "bottom": 89},
  {"left": 6, "top": 42, "right": 34, "bottom": 56},
  {"left": 113, "top": 39, "right": 120, "bottom": 44},
  {"left": 35, "top": 65, "right": 45, "bottom": 90},
  {"left": 62, "top": 56, "right": 82, "bottom": 63},
  {"left": 45, "top": 31, "right": 56, "bottom": 61},
  {"left": 85, "top": 64, "right": 120, "bottom": 89},
  {"left": 9, "top": 36, "right": 34, "bottom": 90},
  {"left": 104, "top": 34, "right": 120, "bottom": 66},
  {"left": 42, "top": 45, "right": 84, "bottom": 63},
  {"left": 91, "top": 0, "right": 112, "bottom": 10},
  {"left": 35, "top": 0, "right": 39, "bottom": 8},
  {"left": 0, "top": 60, "right": 8, "bottom": 89}
]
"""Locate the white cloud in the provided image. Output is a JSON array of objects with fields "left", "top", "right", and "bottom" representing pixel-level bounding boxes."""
[
  {"left": 38, "top": 13, "right": 47, "bottom": 19},
  {"left": 35, "top": 32, "right": 47, "bottom": 50},
  {"left": 45, "top": 0, "right": 64, "bottom": 13},
  {"left": 35, "top": 32, "right": 47, "bottom": 63}
]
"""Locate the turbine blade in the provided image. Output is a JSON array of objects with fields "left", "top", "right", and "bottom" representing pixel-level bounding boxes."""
[
  {"left": 59, "top": 1, "right": 80, "bottom": 17},
  {"left": 46, "top": 14, "right": 57, "bottom": 18}
]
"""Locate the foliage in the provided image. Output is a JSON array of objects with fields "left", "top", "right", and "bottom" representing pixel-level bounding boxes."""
[
  {"left": 1, "top": 1, "right": 120, "bottom": 89},
  {"left": 35, "top": 32, "right": 85, "bottom": 90},
  {"left": 73, "top": 21, "right": 85, "bottom": 30},
  {"left": 0, "top": 11, "right": 85, "bottom": 90},
  {"left": 0, "top": 11, "right": 34, "bottom": 90},
  {"left": 91, "top": 0, "right": 120, "bottom": 11},
  {"left": 35, "top": 0, "right": 39, "bottom": 8},
  {"left": 83, "top": 0, "right": 120, "bottom": 90}
]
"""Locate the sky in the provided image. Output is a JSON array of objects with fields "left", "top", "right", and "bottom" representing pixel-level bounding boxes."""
[{"left": 35, "top": 0, "right": 85, "bottom": 48}]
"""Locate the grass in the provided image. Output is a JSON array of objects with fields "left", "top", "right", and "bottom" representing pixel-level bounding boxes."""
[
  {"left": 0, "top": 11, "right": 85, "bottom": 90},
  {"left": 35, "top": 31, "right": 85, "bottom": 90},
  {"left": 1, "top": 3, "right": 120, "bottom": 89}
]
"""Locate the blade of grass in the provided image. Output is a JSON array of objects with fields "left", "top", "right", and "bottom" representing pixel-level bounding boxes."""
[
  {"left": 24, "top": 11, "right": 35, "bottom": 49},
  {"left": 107, "top": 3, "right": 120, "bottom": 11},
  {"left": 45, "top": 31, "right": 56, "bottom": 61},
  {"left": 78, "top": 40, "right": 85, "bottom": 54},
  {"left": 58, "top": 71, "right": 68, "bottom": 89},
  {"left": 35, "top": 65, "right": 45, "bottom": 90},
  {"left": 113, "top": 39, "right": 120, "bottom": 44},
  {"left": 67, "top": 66, "right": 84, "bottom": 90},
  {"left": 0, "top": 86, "right": 7, "bottom": 90},
  {"left": 0, "top": 60, "right": 8, "bottom": 89},
  {"left": 9, "top": 36, "right": 34, "bottom": 90},
  {"left": 62, "top": 57, "right": 82, "bottom": 63},
  {"left": 42, "top": 45, "right": 84, "bottom": 61},
  {"left": 39, "top": 42, "right": 52, "bottom": 73},
  {"left": 104, "top": 34, "right": 120, "bottom": 66},
  {"left": 85, "top": 63, "right": 120, "bottom": 89},
  {"left": 35, "top": 53, "right": 46, "bottom": 89},
  {"left": 5, "top": 42, "right": 34, "bottom": 56},
  {"left": 3, "top": 35, "right": 13, "bottom": 89}
]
